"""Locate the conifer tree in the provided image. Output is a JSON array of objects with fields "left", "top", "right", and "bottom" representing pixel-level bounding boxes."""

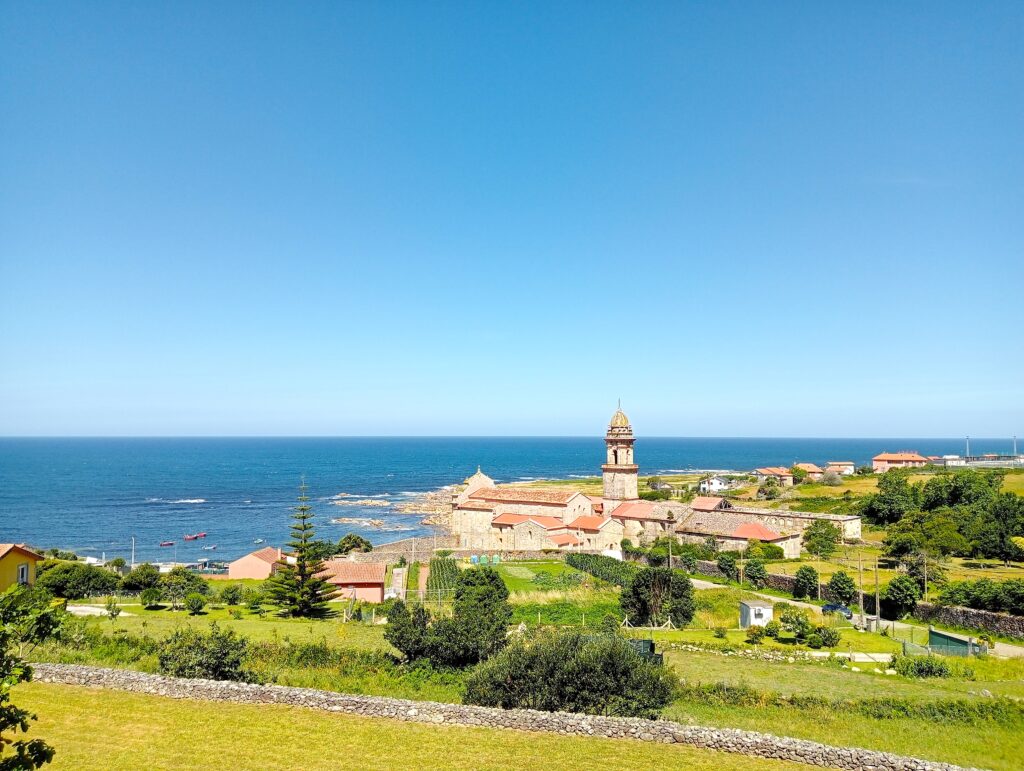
[{"left": 265, "top": 481, "right": 339, "bottom": 617}]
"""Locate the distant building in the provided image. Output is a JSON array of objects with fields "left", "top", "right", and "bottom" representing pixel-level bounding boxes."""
[
  {"left": 825, "top": 461, "right": 855, "bottom": 476},
  {"left": 754, "top": 467, "right": 794, "bottom": 487},
  {"left": 793, "top": 463, "right": 824, "bottom": 481},
  {"left": 739, "top": 599, "right": 774, "bottom": 629},
  {"left": 698, "top": 475, "right": 731, "bottom": 494},
  {"left": 0, "top": 544, "right": 43, "bottom": 592},
  {"left": 872, "top": 452, "right": 928, "bottom": 473},
  {"left": 228, "top": 546, "right": 282, "bottom": 580},
  {"left": 320, "top": 560, "right": 387, "bottom": 603}
]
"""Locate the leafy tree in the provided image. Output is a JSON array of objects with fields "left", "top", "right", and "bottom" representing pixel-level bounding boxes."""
[
  {"left": 119, "top": 562, "right": 160, "bottom": 591},
  {"left": 451, "top": 567, "right": 512, "bottom": 661},
  {"left": 792, "top": 565, "right": 819, "bottom": 599},
  {"left": 107, "top": 557, "right": 126, "bottom": 569},
  {"left": 763, "top": 620, "right": 782, "bottom": 639},
  {"left": 36, "top": 562, "right": 118, "bottom": 600},
  {"left": 790, "top": 466, "right": 808, "bottom": 484},
  {"left": 159, "top": 567, "right": 209, "bottom": 610},
  {"left": 140, "top": 588, "right": 162, "bottom": 609},
  {"left": 744, "top": 540, "right": 784, "bottom": 561},
  {"left": 157, "top": 623, "right": 255, "bottom": 682},
  {"left": 884, "top": 508, "right": 968, "bottom": 563},
  {"left": 304, "top": 540, "right": 341, "bottom": 561},
  {"left": 620, "top": 567, "right": 695, "bottom": 627},
  {"left": 827, "top": 570, "right": 856, "bottom": 605},
  {"left": 862, "top": 468, "right": 921, "bottom": 524},
  {"left": 184, "top": 593, "right": 207, "bottom": 616},
  {"left": 716, "top": 552, "right": 738, "bottom": 581},
  {"left": 336, "top": 533, "right": 373, "bottom": 555},
  {"left": 104, "top": 596, "right": 121, "bottom": 624},
  {"left": 745, "top": 625, "right": 766, "bottom": 644},
  {"left": 922, "top": 469, "right": 1004, "bottom": 511},
  {"left": 0, "top": 586, "right": 60, "bottom": 769},
  {"left": 384, "top": 601, "right": 433, "bottom": 661},
  {"left": 820, "top": 470, "right": 842, "bottom": 487},
  {"left": 464, "top": 628, "right": 678, "bottom": 719},
  {"left": 883, "top": 575, "right": 922, "bottom": 618},
  {"left": 966, "top": 493, "right": 1024, "bottom": 565},
  {"left": 265, "top": 482, "right": 339, "bottom": 618},
  {"left": 802, "top": 520, "right": 841, "bottom": 560},
  {"left": 219, "top": 585, "right": 243, "bottom": 606},
  {"left": 855, "top": 465, "right": 873, "bottom": 475},
  {"left": 757, "top": 477, "right": 781, "bottom": 500},
  {"left": 744, "top": 559, "right": 768, "bottom": 589},
  {"left": 777, "top": 604, "right": 813, "bottom": 639}
]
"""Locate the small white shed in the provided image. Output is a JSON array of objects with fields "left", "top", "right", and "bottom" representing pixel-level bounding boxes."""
[{"left": 739, "top": 599, "right": 774, "bottom": 629}]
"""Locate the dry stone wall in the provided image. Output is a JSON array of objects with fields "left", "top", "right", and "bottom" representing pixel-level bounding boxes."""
[
  {"left": 33, "top": 664, "right": 973, "bottom": 771},
  {"left": 912, "top": 602, "right": 1024, "bottom": 640}
]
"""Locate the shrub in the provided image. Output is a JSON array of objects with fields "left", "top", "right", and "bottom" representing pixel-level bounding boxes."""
[
  {"left": 716, "top": 553, "right": 738, "bottom": 581},
  {"left": 463, "top": 628, "right": 679, "bottom": 718},
  {"left": 159, "top": 566, "right": 209, "bottom": 609},
  {"left": 36, "top": 561, "right": 119, "bottom": 599},
  {"left": 219, "top": 584, "right": 243, "bottom": 606},
  {"left": 184, "top": 592, "right": 207, "bottom": 616},
  {"left": 744, "top": 559, "right": 768, "bottom": 589},
  {"left": 815, "top": 625, "right": 841, "bottom": 648},
  {"left": 157, "top": 622, "right": 255, "bottom": 682},
  {"left": 677, "top": 553, "right": 698, "bottom": 573},
  {"left": 938, "top": 578, "right": 1024, "bottom": 616},
  {"left": 120, "top": 562, "right": 161, "bottom": 591},
  {"left": 745, "top": 625, "right": 766, "bottom": 644},
  {"left": 745, "top": 540, "right": 784, "bottom": 561},
  {"left": 763, "top": 620, "right": 782, "bottom": 639},
  {"left": 620, "top": 567, "right": 695, "bottom": 627},
  {"left": 140, "top": 587, "right": 162, "bottom": 609},
  {"left": 883, "top": 575, "right": 922, "bottom": 618},
  {"left": 565, "top": 554, "right": 640, "bottom": 587},
  {"left": 827, "top": 570, "right": 857, "bottom": 606},
  {"left": 713, "top": 626, "right": 728, "bottom": 639},
  {"left": 792, "top": 566, "right": 819, "bottom": 599},
  {"left": 778, "top": 604, "right": 813, "bottom": 640},
  {"left": 891, "top": 654, "right": 951, "bottom": 679},
  {"left": 805, "top": 633, "right": 823, "bottom": 649}
]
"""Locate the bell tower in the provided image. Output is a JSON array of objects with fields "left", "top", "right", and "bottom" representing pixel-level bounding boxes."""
[{"left": 602, "top": 402, "right": 638, "bottom": 510}]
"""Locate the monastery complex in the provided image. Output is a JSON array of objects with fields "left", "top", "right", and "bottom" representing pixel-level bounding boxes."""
[{"left": 451, "top": 407, "right": 861, "bottom": 558}]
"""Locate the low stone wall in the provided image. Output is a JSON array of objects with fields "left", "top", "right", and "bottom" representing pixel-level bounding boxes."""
[
  {"left": 32, "top": 664, "right": 970, "bottom": 771},
  {"left": 350, "top": 536, "right": 457, "bottom": 565},
  {"left": 913, "top": 602, "right": 1024, "bottom": 640}
]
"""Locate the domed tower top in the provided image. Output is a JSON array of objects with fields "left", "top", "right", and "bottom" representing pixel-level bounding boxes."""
[
  {"left": 607, "top": 400, "right": 632, "bottom": 435},
  {"left": 602, "top": 402, "right": 638, "bottom": 505}
]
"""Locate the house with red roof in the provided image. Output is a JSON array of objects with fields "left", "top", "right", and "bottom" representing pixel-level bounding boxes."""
[
  {"left": 793, "top": 463, "right": 824, "bottom": 481},
  {"left": 872, "top": 452, "right": 929, "bottom": 473},
  {"left": 319, "top": 560, "right": 387, "bottom": 603},
  {"left": 227, "top": 546, "right": 283, "bottom": 580},
  {"left": 754, "top": 467, "right": 794, "bottom": 486}
]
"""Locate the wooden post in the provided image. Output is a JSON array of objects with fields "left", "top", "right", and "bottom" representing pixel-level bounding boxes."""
[
  {"left": 858, "top": 553, "right": 865, "bottom": 627},
  {"left": 874, "top": 560, "right": 880, "bottom": 623}
]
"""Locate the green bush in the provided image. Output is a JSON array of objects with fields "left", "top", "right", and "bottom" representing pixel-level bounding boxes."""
[
  {"left": 891, "top": 654, "right": 952, "bottom": 679},
  {"left": 157, "top": 622, "right": 255, "bottom": 682},
  {"left": 565, "top": 554, "right": 641, "bottom": 587},
  {"left": 36, "top": 562, "right": 118, "bottom": 599},
  {"left": 744, "top": 559, "right": 768, "bottom": 589},
  {"left": 140, "top": 587, "right": 162, "bottom": 609},
  {"left": 745, "top": 625, "right": 766, "bottom": 644},
  {"left": 713, "top": 626, "right": 728, "bottom": 639},
  {"left": 938, "top": 578, "right": 1024, "bottom": 616},
  {"left": 620, "top": 567, "right": 695, "bottom": 627},
  {"left": 805, "top": 633, "right": 823, "bottom": 649},
  {"left": 792, "top": 565, "right": 819, "bottom": 599},
  {"left": 184, "top": 592, "right": 207, "bottom": 616},
  {"left": 815, "top": 626, "right": 841, "bottom": 648},
  {"left": 464, "top": 628, "right": 679, "bottom": 719},
  {"left": 219, "top": 584, "right": 243, "bottom": 606},
  {"left": 763, "top": 620, "right": 782, "bottom": 639},
  {"left": 883, "top": 575, "right": 922, "bottom": 618},
  {"left": 716, "top": 553, "right": 738, "bottom": 581},
  {"left": 827, "top": 571, "right": 857, "bottom": 606},
  {"left": 744, "top": 540, "right": 785, "bottom": 561},
  {"left": 120, "top": 562, "right": 161, "bottom": 591}
]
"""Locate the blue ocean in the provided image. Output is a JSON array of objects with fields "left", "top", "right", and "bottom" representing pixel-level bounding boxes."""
[{"left": 0, "top": 437, "right": 1011, "bottom": 563}]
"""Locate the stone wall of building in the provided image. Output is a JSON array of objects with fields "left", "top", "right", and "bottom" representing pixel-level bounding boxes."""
[
  {"left": 349, "top": 536, "right": 456, "bottom": 565},
  {"left": 33, "top": 664, "right": 969, "bottom": 771}
]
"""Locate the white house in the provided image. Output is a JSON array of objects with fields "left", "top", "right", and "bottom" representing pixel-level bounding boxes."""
[
  {"left": 739, "top": 599, "right": 774, "bottom": 629},
  {"left": 698, "top": 475, "right": 731, "bottom": 494}
]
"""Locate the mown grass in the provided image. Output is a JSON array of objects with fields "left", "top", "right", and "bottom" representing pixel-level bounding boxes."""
[
  {"left": 494, "top": 560, "right": 587, "bottom": 592},
  {"left": 19, "top": 682, "right": 814, "bottom": 771}
]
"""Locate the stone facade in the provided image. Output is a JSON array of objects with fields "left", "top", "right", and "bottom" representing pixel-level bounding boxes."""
[
  {"left": 33, "top": 664, "right": 972, "bottom": 771},
  {"left": 912, "top": 602, "right": 1024, "bottom": 640}
]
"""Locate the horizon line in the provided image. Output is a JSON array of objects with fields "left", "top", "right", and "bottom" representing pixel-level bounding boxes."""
[{"left": 0, "top": 435, "right": 1012, "bottom": 441}]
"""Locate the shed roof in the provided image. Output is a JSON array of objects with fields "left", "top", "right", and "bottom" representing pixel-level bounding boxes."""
[{"left": 319, "top": 561, "right": 387, "bottom": 585}]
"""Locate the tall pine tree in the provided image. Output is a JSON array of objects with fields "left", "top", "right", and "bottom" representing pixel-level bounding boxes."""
[{"left": 265, "top": 481, "right": 339, "bottom": 617}]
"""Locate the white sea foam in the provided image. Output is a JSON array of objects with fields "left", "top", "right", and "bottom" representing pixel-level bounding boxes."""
[{"left": 171, "top": 498, "right": 206, "bottom": 504}]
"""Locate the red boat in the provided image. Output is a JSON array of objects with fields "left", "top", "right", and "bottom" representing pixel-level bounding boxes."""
[
  {"left": 184, "top": 532, "right": 208, "bottom": 541},
  {"left": 159, "top": 541, "right": 174, "bottom": 547}
]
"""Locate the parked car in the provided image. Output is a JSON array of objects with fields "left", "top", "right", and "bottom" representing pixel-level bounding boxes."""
[{"left": 822, "top": 603, "right": 853, "bottom": 619}]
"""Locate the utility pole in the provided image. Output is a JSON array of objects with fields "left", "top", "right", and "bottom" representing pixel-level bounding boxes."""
[
  {"left": 858, "top": 553, "right": 865, "bottom": 627},
  {"left": 922, "top": 552, "right": 928, "bottom": 603},
  {"left": 131, "top": 536, "right": 136, "bottom": 569},
  {"left": 966, "top": 435, "right": 971, "bottom": 458},
  {"left": 874, "top": 559, "right": 880, "bottom": 625}
]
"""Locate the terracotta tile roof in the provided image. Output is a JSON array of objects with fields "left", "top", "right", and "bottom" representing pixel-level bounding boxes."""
[
  {"left": 549, "top": 533, "right": 582, "bottom": 547},
  {"left": 733, "top": 522, "right": 785, "bottom": 541},
  {"left": 609, "top": 501, "right": 658, "bottom": 520},
  {"left": 794, "top": 463, "right": 823, "bottom": 474},
  {"left": 0, "top": 544, "right": 43, "bottom": 562},
  {"left": 491, "top": 513, "right": 566, "bottom": 530},
  {"left": 458, "top": 500, "right": 496, "bottom": 511},
  {"left": 676, "top": 511, "right": 794, "bottom": 540},
  {"left": 567, "top": 515, "right": 607, "bottom": 532},
  {"left": 319, "top": 560, "right": 387, "bottom": 585},
  {"left": 469, "top": 487, "right": 580, "bottom": 505},
  {"left": 691, "top": 496, "right": 725, "bottom": 512},
  {"left": 827, "top": 461, "right": 854, "bottom": 466},
  {"left": 755, "top": 467, "right": 792, "bottom": 476},
  {"left": 241, "top": 546, "right": 282, "bottom": 565},
  {"left": 873, "top": 452, "right": 928, "bottom": 462}
]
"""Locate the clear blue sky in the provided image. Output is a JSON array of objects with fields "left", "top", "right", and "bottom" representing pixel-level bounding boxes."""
[{"left": 1, "top": 2, "right": 1021, "bottom": 437}]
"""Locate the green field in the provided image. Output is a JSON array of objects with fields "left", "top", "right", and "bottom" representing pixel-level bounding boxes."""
[
  {"left": 493, "top": 560, "right": 587, "bottom": 592},
  {"left": 18, "top": 682, "right": 811, "bottom": 771}
]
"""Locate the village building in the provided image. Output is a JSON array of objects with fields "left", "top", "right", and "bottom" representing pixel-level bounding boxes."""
[
  {"left": 826, "top": 461, "right": 856, "bottom": 476},
  {"left": 320, "top": 560, "right": 387, "bottom": 603},
  {"left": 227, "top": 546, "right": 283, "bottom": 580},
  {"left": 449, "top": 408, "right": 861, "bottom": 554},
  {"left": 872, "top": 452, "right": 929, "bottom": 473},
  {"left": 697, "top": 475, "right": 731, "bottom": 493},
  {"left": 793, "top": 462, "right": 824, "bottom": 481},
  {"left": 0, "top": 544, "right": 43, "bottom": 592},
  {"left": 754, "top": 467, "right": 794, "bottom": 486}
]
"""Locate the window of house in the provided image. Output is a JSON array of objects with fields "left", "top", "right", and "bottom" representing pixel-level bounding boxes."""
[{"left": 17, "top": 563, "right": 29, "bottom": 585}]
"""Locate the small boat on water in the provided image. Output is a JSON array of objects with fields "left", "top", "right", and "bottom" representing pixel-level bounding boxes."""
[
  {"left": 202, "top": 545, "right": 217, "bottom": 551},
  {"left": 184, "top": 532, "right": 208, "bottom": 541},
  {"left": 253, "top": 538, "right": 265, "bottom": 544},
  {"left": 159, "top": 541, "right": 174, "bottom": 547}
]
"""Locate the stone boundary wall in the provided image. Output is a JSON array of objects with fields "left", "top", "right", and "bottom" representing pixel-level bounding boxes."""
[
  {"left": 913, "top": 602, "right": 1024, "bottom": 640},
  {"left": 32, "top": 664, "right": 971, "bottom": 771},
  {"left": 350, "top": 536, "right": 457, "bottom": 565}
]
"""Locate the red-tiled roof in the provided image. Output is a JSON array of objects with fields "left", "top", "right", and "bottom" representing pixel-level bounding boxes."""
[
  {"left": 794, "top": 463, "right": 823, "bottom": 474},
  {"left": 319, "top": 561, "right": 387, "bottom": 585},
  {"left": 244, "top": 546, "right": 282, "bottom": 565},
  {"left": 458, "top": 500, "right": 496, "bottom": 511},
  {"left": 0, "top": 544, "right": 43, "bottom": 562},
  {"left": 755, "top": 467, "right": 792, "bottom": 476},
  {"left": 609, "top": 501, "right": 659, "bottom": 520},
  {"left": 469, "top": 487, "right": 579, "bottom": 504},
  {"left": 567, "top": 515, "right": 607, "bottom": 532},
  {"left": 827, "top": 461, "right": 854, "bottom": 466},
  {"left": 491, "top": 513, "right": 566, "bottom": 530},
  {"left": 549, "top": 533, "right": 582, "bottom": 546},
  {"left": 733, "top": 522, "right": 784, "bottom": 541},
  {"left": 873, "top": 452, "right": 927, "bottom": 462},
  {"left": 691, "top": 496, "right": 725, "bottom": 512}
]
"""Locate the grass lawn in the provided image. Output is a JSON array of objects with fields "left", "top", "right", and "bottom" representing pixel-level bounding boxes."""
[
  {"left": 18, "top": 682, "right": 813, "bottom": 771},
  {"left": 494, "top": 559, "right": 587, "bottom": 592}
]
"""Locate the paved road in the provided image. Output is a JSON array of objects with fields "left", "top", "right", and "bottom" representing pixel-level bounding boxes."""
[{"left": 690, "top": 579, "right": 1024, "bottom": 659}]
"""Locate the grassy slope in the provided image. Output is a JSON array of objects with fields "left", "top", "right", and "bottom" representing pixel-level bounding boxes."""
[{"left": 19, "top": 682, "right": 812, "bottom": 771}]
